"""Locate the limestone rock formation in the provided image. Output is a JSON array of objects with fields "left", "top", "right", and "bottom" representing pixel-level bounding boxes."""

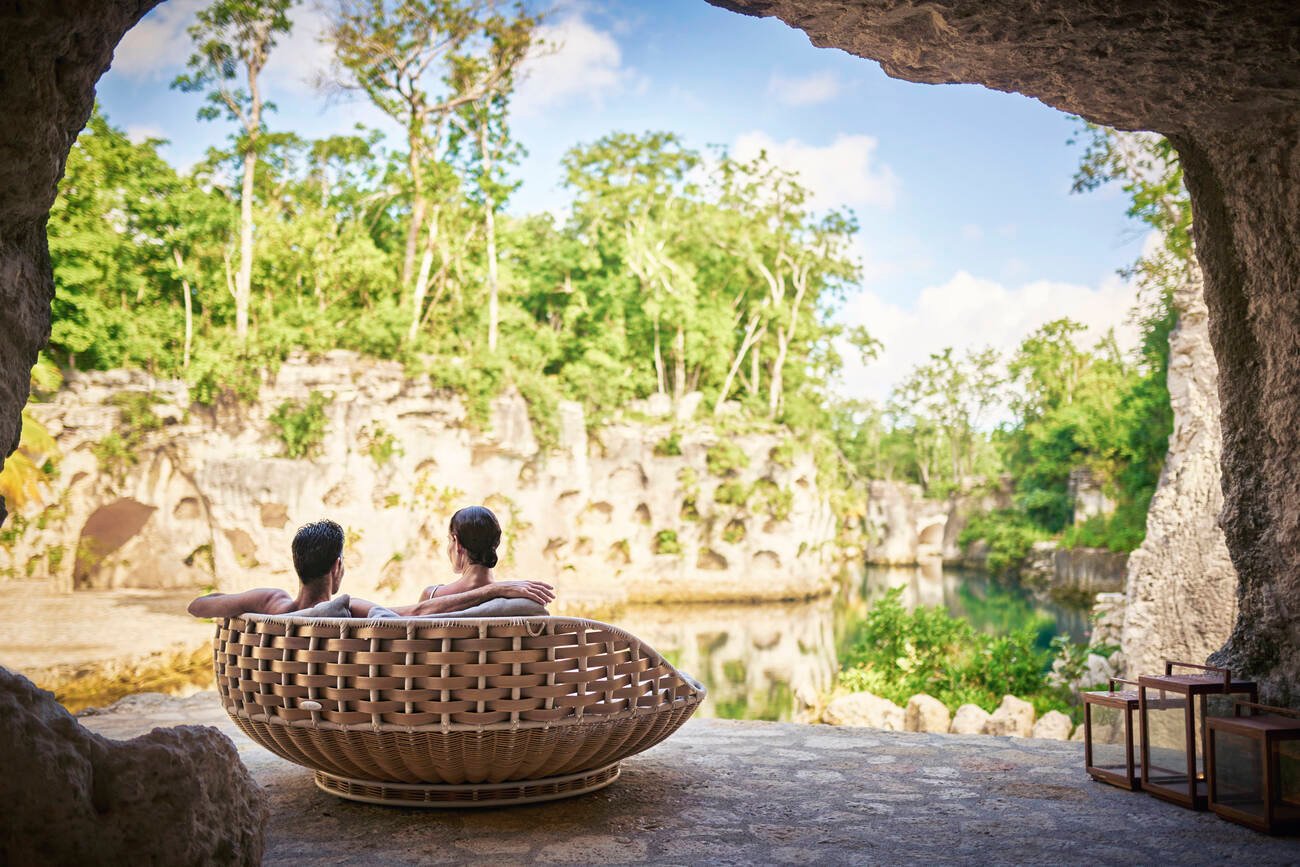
[
  {"left": 2, "top": 355, "right": 847, "bottom": 606},
  {"left": 904, "top": 693, "right": 950, "bottom": 734},
  {"left": 984, "top": 695, "right": 1035, "bottom": 738},
  {"left": 865, "top": 480, "right": 947, "bottom": 565},
  {"left": 1031, "top": 710, "right": 1074, "bottom": 741},
  {"left": 0, "top": 666, "right": 266, "bottom": 864},
  {"left": 1121, "top": 263, "right": 1237, "bottom": 679},
  {"left": 823, "top": 691, "right": 904, "bottom": 730},
  {"left": 1, "top": 0, "right": 1298, "bottom": 699},
  {"left": 949, "top": 704, "right": 991, "bottom": 735}
]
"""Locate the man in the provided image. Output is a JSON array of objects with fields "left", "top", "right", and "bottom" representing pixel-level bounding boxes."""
[{"left": 186, "top": 518, "right": 555, "bottom": 618}]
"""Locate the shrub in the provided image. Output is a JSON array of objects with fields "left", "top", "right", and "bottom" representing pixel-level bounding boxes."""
[
  {"left": 714, "top": 480, "right": 752, "bottom": 507},
  {"left": 362, "top": 423, "right": 402, "bottom": 468},
  {"left": 837, "top": 588, "right": 1066, "bottom": 716},
  {"left": 753, "top": 478, "right": 793, "bottom": 522},
  {"left": 268, "top": 391, "right": 333, "bottom": 459},
  {"left": 654, "top": 432, "right": 683, "bottom": 457},
  {"left": 706, "top": 440, "right": 750, "bottom": 477},
  {"left": 959, "top": 509, "right": 1050, "bottom": 579},
  {"left": 653, "top": 529, "right": 681, "bottom": 556}
]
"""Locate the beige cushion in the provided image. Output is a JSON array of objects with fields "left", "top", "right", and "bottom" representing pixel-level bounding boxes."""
[
  {"left": 420, "top": 597, "right": 548, "bottom": 619},
  {"left": 287, "top": 594, "right": 352, "bottom": 618}
]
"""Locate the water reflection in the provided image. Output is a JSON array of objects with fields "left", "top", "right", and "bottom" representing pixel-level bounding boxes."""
[{"left": 616, "top": 562, "right": 1092, "bottom": 722}]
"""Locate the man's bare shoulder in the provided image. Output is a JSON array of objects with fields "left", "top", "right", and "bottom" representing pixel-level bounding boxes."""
[{"left": 249, "top": 588, "right": 298, "bottom": 614}]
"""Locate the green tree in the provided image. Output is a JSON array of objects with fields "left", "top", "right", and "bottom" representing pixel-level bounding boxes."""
[{"left": 173, "top": 0, "right": 297, "bottom": 342}]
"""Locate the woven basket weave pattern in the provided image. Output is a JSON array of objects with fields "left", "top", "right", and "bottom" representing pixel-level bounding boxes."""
[{"left": 215, "top": 615, "right": 704, "bottom": 785}]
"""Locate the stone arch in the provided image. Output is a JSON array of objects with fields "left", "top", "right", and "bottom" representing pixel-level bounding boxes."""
[
  {"left": 73, "top": 497, "right": 157, "bottom": 588},
  {"left": 917, "top": 518, "right": 945, "bottom": 550},
  {"left": 0, "top": 0, "right": 1297, "bottom": 697}
]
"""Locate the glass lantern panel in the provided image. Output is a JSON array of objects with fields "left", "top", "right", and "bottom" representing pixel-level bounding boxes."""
[
  {"left": 1214, "top": 730, "right": 1264, "bottom": 818},
  {"left": 1145, "top": 687, "right": 1189, "bottom": 789},
  {"left": 1196, "top": 693, "right": 1252, "bottom": 780},
  {"left": 1089, "top": 704, "right": 1130, "bottom": 773},
  {"left": 1277, "top": 738, "right": 1300, "bottom": 820}
]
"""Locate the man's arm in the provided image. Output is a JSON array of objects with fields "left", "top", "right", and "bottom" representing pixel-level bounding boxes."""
[
  {"left": 386, "top": 580, "right": 556, "bottom": 616},
  {"left": 187, "top": 588, "right": 293, "bottom": 619}
]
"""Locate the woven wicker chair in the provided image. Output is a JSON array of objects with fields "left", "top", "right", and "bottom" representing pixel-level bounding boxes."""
[{"left": 213, "top": 614, "right": 706, "bottom": 807}]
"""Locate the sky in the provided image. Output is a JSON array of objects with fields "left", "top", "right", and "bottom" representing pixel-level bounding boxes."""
[{"left": 98, "top": 0, "right": 1152, "bottom": 404}]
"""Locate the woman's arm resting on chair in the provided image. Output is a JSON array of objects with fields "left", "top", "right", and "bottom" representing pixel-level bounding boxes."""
[{"left": 394, "top": 580, "right": 556, "bottom": 616}]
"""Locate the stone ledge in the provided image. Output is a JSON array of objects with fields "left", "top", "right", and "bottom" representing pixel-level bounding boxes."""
[{"left": 78, "top": 692, "right": 1295, "bottom": 865}]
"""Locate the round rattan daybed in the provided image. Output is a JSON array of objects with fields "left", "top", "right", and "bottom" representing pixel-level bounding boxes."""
[{"left": 213, "top": 614, "right": 705, "bottom": 807}]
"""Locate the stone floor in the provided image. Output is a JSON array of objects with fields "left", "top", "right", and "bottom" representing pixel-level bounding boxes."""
[{"left": 78, "top": 692, "right": 1300, "bottom": 865}]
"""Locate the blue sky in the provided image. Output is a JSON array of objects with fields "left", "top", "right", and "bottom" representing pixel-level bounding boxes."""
[{"left": 98, "top": 0, "right": 1150, "bottom": 402}]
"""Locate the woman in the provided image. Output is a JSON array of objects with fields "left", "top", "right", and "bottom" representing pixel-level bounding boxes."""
[{"left": 405, "top": 505, "right": 555, "bottom": 613}]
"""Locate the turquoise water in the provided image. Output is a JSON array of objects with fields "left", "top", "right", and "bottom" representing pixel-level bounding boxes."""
[{"left": 615, "top": 562, "right": 1090, "bottom": 722}]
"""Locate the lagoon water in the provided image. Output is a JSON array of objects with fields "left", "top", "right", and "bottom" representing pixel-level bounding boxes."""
[{"left": 614, "top": 562, "right": 1091, "bottom": 722}]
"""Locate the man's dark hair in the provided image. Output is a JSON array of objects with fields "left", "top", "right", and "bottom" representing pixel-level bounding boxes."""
[
  {"left": 292, "top": 519, "right": 344, "bottom": 585},
  {"left": 450, "top": 506, "right": 501, "bottom": 569}
]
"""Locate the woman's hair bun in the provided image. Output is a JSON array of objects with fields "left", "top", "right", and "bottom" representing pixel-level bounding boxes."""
[{"left": 449, "top": 506, "right": 502, "bottom": 569}]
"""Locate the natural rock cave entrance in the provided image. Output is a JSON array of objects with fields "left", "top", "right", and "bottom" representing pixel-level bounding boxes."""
[
  {"left": 73, "top": 497, "right": 157, "bottom": 589},
  {"left": 1, "top": 2, "right": 1297, "bottom": 701}
]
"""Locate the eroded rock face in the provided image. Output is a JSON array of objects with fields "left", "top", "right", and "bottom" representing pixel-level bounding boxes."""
[
  {"left": 1121, "top": 262, "right": 1237, "bottom": 679},
  {"left": 0, "top": 1, "right": 163, "bottom": 527},
  {"left": 3, "top": 355, "right": 846, "bottom": 605},
  {"left": 708, "top": 0, "right": 1300, "bottom": 703},
  {"left": 0, "top": 665, "right": 266, "bottom": 865}
]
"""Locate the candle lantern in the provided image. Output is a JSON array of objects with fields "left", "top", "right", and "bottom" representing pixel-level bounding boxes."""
[
  {"left": 1139, "top": 661, "right": 1257, "bottom": 809},
  {"left": 1207, "top": 700, "right": 1300, "bottom": 834},
  {"left": 1084, "top": 678, "right": 1142, "bottom": 790}
]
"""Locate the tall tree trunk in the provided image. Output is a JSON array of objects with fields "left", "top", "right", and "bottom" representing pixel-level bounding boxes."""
[
  {"left": 407, "top": 205, "right": 440, "bottom": 343},
  {"left": 653, "top": 319, "right": 666, "bottom": 395},
  {"left": 402, "top": 130, "right": 426, "bottom": 288},
  {"left": 768, "top": 265, "right": 809, "bottom": 418},
  {"left": 479, "top": 122, "right": 500, "bottom": 353},
  {"left": 672, "top": 325, "right": 685, "bottom": 403},
  {"left": 236, "top": 148, "right": 256, "bottom": 342},
  {"left": 173, "top": 248, "right": 193, "bottom": 370},
  {"left": 715, "top": 314, "right": 762, "bottom": 415}
]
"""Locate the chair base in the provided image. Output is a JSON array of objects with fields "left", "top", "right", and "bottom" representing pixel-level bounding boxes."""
[{"left": 313, "top": 762, "right": 621, "bottom": 808}]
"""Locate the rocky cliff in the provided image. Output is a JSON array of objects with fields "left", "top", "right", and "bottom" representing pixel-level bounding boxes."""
[
  {"left": 1120, "top": 262, "right": 1237, "bottom": 677},
  {"left": 1, "top": 353, "right": 850, "bottom": 608}
]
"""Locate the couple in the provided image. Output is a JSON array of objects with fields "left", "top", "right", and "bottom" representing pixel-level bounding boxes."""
[{"left": 187, "top": 506, "right": 555, "bottom": 619}]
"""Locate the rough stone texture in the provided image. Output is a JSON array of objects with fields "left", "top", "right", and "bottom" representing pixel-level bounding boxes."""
[
  {"left": 949, "top": 703, "right": 991, "bottom": 736},
  {"left": 984, "top": 695, "right": 1035, "bottom": 738},
  {"left": 1032, "top": 710, "right": 1074, "bottom": 741},
  {"left": 904, "top": 693, "right": 950, "bottom": 734},
  {"left": 1, "top": 0, "right": 1297, "bottom": 698},
  {"left": 823, "top": 691, "right": 904, "bottom": 730},
  {"left": 0, "top": 668, "right": 265, "bottom": 865},
  {"left": 707, "top": 0, "right": 1300, "bottom": 703},
  {"left": 865, "top": 480, "right": 947, "bottom": 564},
  {"left": 1121, "top": 262, "right": 1238, "bottom": 681},
  {"left": 1090, "top": 592, "right": 1126, "bottom": 649},
  {"left": 76, "top": 691, "right": 1300, "bottom": 866},
  {"left": 0, "top": 1, "right": 166, "bottom": 528},
  {"left": 3, "top": 356, "right": 845, "bottom": 606}
]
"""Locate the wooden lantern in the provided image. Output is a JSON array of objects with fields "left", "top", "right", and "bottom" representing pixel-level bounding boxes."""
[
  {"left": 1207, "top": 700, "right": 1300, "bottom": 834},
  {"left": 1084, "top": 678, "right": 1142, "bottom": 790},
  {"left": 1139, "top": 661, "right": 1258, "bottom": 809}
]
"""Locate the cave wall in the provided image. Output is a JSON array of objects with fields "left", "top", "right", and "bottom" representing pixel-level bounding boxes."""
[
  {"left": 1, "top": 1, "right": 1298, "bottom": 697},
  {"left": 710, "top": 0, "right": 1300, "bottom": 703},
  {"left": 0, "top": 0, "right": 164, "bottom": 529}
]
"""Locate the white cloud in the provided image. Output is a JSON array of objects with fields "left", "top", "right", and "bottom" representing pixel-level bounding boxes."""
[
  {"left": 263, "top": 4, "right": 335, "bottom": 96},
  {"left": 767, "top": 70, "right": 840, "bottom": 106},
  {"left": 514, "top": 15, "right": 628, "bottom": 116},
  {"left": 125, "top": 124, "right": 167, "bottom": 144},
  {"left": 732, "top": 131, "right": 900, "bottom": 211},
  {"left": 835, "top": 269, "right": 1142, "bottom": 406},
  {"left": 112, "top": 0, "right": 204, "bottom": 79}
]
